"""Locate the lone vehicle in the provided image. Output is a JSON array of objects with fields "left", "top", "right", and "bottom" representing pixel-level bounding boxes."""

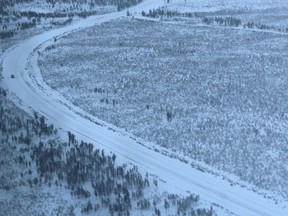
[{"left": 11, "top": 74, "right": 15, "bottom": 78}]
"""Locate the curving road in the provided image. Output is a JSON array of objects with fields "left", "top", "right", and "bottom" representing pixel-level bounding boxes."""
[{"left": 1, "top": 1, "right": 288, "bottom": 215}]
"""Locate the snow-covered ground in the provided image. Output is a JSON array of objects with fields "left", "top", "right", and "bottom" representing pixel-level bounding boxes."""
[
  {"left": 38, "top": 16, "right": 288, "bottom": 200},
  {"left": 1, "top": 0, "right": 288, "bottom": 215},
  {"left": 166, "top": 0, "right": 288, "bottom": 12}
]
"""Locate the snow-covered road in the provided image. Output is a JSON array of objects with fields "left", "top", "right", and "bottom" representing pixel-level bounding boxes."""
[{"left": 1, "top": 0, "right": 288, "bottom": 215}]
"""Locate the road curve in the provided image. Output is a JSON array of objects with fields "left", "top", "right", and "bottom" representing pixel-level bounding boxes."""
[{"left": 1, "top": 1, "right": 288, "bottom": 215}]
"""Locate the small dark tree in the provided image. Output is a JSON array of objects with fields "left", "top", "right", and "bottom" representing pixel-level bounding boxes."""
[
  {"left": 155, "top": 208, "right": 161, "bottom": 216},
  {"left": 166, "top": 111, "right": 173, "bottom": 122},
  {"left": 164, "top": 199, "right": 170, "bottom": 209}
]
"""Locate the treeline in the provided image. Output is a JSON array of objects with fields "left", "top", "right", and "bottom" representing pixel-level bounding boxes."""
[
  {"left": 13, "top": 10, "right": 98, "bottom": 19},
  {"left": 1, "top": 20, "right": 36, "bottom": 39},
  {"left": 141, "top": 8, "right": 288, "bottom": 34},
  {"left": 141, "top": 8, "right": 241, "bottom": 28},
  {"left": 46, "top": 0, "right": 143, "bottom": 11},
  {"left": 0, "top": 30, "right": 14, "bottom": 39},
  {"left": 142, "top": 7, "right": 288, "bottom": 32},
  {"left": 19, "top": 20, "right": 37, "bottom": 29},
  {"left": 5, "top": 0, "right": 146, "bottom": 11},
  {"left": 244, "top": 21, "right": 272, "bottom": 30},
  {"left": 140, "top": 7, "right": 241, "bottom": 28},
  {"left": 202, "top": 16, "right": 288, "bottom": 32},
  {"left": 16, "top": 11, "right": 70, "bottom": 18},
  {"left": 202, "top": 16, "right": 241, "bottom": 27},
  {"left": 0, "top": 0, "right": 143, "bottom": 9},
  {"left": 141, "top": 8, "right": 194, "bottom": 18}
]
